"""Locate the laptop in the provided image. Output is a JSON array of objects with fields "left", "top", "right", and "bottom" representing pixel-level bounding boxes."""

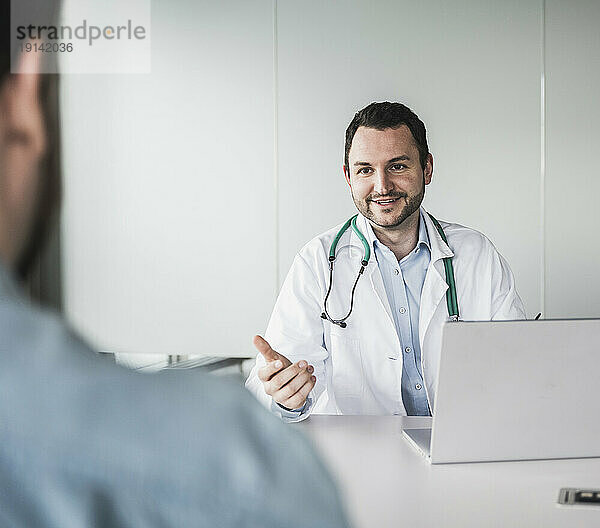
[{"left": 402, "top": 319, "right": 600, "bottom": 464}]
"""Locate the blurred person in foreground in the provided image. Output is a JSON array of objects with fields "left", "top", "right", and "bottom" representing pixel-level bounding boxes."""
[{"left": 0, "top": 1, "right": 349, "bottom": 526}]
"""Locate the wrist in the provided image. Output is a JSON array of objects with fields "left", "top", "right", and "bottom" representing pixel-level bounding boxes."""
[{"left": 276, "top": 399, "right": 307, "bottom": 413}]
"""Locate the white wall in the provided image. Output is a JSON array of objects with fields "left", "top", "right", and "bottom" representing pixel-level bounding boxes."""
[
  {"left": 545, "top": 0, "right": 600, "bottom": 318},
  {"left": 61, "top": 0, "right": 600, "bottom": 359},
  {"left": 61, "top": 0, "right": 276, "bottom": 358}
]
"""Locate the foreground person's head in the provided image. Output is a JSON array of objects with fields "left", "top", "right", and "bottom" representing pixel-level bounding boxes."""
[{"left": 0, "top": 0, "right": 61, "bottom": 280}]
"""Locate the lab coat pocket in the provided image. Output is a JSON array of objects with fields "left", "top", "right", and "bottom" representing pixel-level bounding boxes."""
[{"left": 329, "top": 333, "right": 366, "bottom": 414}]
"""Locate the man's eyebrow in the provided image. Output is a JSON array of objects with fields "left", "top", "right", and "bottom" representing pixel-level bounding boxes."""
[{"left": 353, "top": 155, "right": 411, "bottom": 166}]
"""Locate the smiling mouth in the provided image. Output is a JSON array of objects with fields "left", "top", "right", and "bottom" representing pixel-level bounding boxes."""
[{"left": 371, "top": 197, "right": 401, "bottom": 206}]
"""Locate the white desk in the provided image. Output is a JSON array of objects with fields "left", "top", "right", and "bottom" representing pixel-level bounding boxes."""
[{"left": 298, "top": 416, "right": 600, "bottom": 528}]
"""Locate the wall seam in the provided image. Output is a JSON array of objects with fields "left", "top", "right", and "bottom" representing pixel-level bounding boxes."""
[
  {"left": 273, "top": 0, "right": 280, "bottom": 296},
  {"left": 540, "top": 0, "right": 546, "bottom": 316}
]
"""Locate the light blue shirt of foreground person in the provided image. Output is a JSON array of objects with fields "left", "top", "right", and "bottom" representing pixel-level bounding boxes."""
[
  {"left": 0, "top": 263, "right": 349, "bottom": 528},
  {"left": 366, "top": 211, "right": 432, "bottom": 416}
]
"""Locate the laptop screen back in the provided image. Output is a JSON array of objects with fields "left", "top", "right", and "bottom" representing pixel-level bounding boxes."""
[{"left": 430, "top": 319, "right": 600, "bottom": 463}]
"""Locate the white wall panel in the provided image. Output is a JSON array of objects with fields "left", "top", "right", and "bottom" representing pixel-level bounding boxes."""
[
  {"left": 545, "top": 0, "right": 600, "bottom": 318},
  {"left": 277, "top": 0, "right": 542, "bottom": 316},
  {"left": 61, "top": 0, "right": 275, "bottom": 357},
  {"left": 62, "top": 0, "right": 600, "bottom": 361}
]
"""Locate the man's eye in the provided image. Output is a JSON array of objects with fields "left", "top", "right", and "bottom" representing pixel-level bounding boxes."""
[
  {"left": 357, "top": 167, "right": 373, "bottom": 175},
  {"left": 390, "top": 163, "right": 406, "bottom": 171}
]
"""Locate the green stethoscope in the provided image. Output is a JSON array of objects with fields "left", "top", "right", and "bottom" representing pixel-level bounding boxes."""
[{"left": 320, "top": 213, "right": 459, "bottom": 328}]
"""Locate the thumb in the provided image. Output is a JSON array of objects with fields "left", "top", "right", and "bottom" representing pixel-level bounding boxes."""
[{"left": 253, "top": 335, "right": 281, "bottom": 363}]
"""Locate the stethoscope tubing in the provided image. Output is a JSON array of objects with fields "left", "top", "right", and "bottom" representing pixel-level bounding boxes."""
[{"left": 321, "top": 213, "right": 459, "bottom": 328}]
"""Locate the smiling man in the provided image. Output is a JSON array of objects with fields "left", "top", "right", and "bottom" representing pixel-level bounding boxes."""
[{"left": 246, "top": 101, "right": 526, "bottom": 420}]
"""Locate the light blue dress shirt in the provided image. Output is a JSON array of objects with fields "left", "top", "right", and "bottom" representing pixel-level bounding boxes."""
[{"left": 366, "top": 212, "right": 432, "bottom": 416}]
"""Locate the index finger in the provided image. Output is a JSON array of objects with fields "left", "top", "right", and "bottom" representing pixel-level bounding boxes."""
[
  {"left": 253, "top": 335, "right": 279, "bottom": 362},
  {"left": 257, "top": 359, "right": 284, "bottom": 382}
]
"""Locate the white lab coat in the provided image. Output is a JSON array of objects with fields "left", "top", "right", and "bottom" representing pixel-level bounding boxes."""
[{"left": 246, "top": 208, "right": 526, "bottom": 418}]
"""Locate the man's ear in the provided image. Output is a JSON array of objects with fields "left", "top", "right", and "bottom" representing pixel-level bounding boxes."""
[
  {"left": 424, "top": 153, "right": 434, "bottom": 185},
  {"left": 343, "top": 165, "right": 352, "bottom": 187}
]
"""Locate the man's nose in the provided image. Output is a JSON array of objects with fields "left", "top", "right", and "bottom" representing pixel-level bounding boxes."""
[{"left": 373, "top": 170, "right": 393, "bottom": 196}]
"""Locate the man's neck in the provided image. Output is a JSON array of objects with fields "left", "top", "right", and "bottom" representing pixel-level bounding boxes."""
[{"left": 370, "top": 209, "right": 420, "bottom": 261}]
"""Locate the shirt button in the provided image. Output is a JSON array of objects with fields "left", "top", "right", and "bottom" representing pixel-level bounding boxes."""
[
  {"left": 394, "top": 269, "right": 399, "bottom": 275},
  {"left": 415, "top": 383, "right": 422, "bottom": 390},
  {"left": 405, "top": 346, "right": 412, "bottom": 353},
  {"left": 399, "top": 307, "right": 406, "bottom": 314}
]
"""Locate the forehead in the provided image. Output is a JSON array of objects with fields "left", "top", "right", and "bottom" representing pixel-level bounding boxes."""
[{"left": 348, "top": 125, "right": 419, "bottom": 162}]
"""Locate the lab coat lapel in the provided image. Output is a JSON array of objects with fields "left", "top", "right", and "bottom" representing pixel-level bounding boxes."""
[
  {"left": 351, "top": 215, "right": 395, "bottom": 329},
  {"left": 419, "top": 210, "right": 454, "bottom": 350},
  {"left": 367, "top": 260, "right": 396, "bottom": 330},
  {"left": 419, "top": 261, "right": 447, "bottom": 350}
]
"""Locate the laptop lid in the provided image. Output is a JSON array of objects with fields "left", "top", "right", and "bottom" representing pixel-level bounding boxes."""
[{"left": 428, "top": 319, "right": 600, "bottom": 464}]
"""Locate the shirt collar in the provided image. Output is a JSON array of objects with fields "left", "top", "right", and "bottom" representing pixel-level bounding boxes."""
[
  {"left": 362, "top": 209, "right": 431, "bottom": 255},
  {"left": 347, "top": 208, "right": 453, "bottom": 264}
]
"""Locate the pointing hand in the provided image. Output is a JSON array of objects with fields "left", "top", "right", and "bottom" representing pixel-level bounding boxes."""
[{"left": 253, "top": 335, "right": 316, "bottom": 411}]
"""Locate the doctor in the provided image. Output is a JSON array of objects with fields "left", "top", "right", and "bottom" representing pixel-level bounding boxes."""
[{"left": 246, "top": 101, "right": 526, "bottom": 421}]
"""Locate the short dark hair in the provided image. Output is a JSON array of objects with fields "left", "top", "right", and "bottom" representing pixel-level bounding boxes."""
[
  {"left": 344, "top": 101, "right": 429, "bottom": 170},
  {"left": 0, "top": 0, "right": 10, "bottom": 83}
]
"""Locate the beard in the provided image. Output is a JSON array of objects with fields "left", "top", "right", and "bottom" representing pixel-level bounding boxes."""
[{"left": 352, "top": 176, "right": 425, "bottom": 229}]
